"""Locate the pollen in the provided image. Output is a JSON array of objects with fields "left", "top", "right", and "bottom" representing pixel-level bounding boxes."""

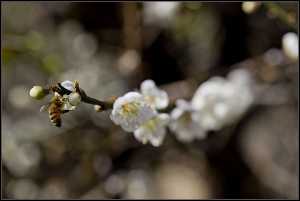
[
  {"left": 144, "top": 95, "right": 155, "bottom": 107},
  {"left": 180, "top": 112, "right": 192, "bottom": 123},
  {"left": 142, "top": 139, "right": 148, "bottom": 145},
  {"left": 121, "top": 101, "right": 141, "bottom": 117},
  {"left": 144, "top": 117, "right": 158, "bottom": 130}
]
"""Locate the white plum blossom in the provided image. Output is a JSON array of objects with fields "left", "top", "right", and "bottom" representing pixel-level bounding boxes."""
[
  {"left": 140, "top": 79, "right": 169, "bottom": 110},
  {"left": 134, "top": 112, "right": 170, "bottom": 147},
  {"left": 191, "top": 77, "right": 228, "bottom": 131},
  {"left": 169, "top": 99, "right": 207, "bottom": 143},
  {"left": 111, "top": 92, "right": 155, "bottom": 132},
  {"left": 282, "top": 32, "right": 298, "bottom": 61},
  {"left": 57, "top": 80, "right": 80, "bottom": 111},
  {"left": 191, "top": 69, "right": 254, "bottom": 130}
]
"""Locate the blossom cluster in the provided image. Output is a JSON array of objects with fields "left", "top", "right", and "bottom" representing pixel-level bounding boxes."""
[
  {"left": 110, "top": 79, "right": 170, "bottom": 146},
  {"left": 30, "top": 69, "right": 254, "bottom": 146},
  {"left": 167, "top": 69, "right": 253, "bottom": 143},
  {"left": 111, "top": 68, "right": 254, "bottom": 146}
]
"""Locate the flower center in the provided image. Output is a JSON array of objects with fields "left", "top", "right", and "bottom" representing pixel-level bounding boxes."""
[
  {"left": 143, "top": 116, "right": 158, "bottom": 130},
  {"left": 121, "top": 101, "right": 141, "bottom": 117},
  {"left": 180, "top": 111, "right": 192, "bottom": 123},
  {"left": 144, "top": 95, "right": 155, "bottom": 108}
]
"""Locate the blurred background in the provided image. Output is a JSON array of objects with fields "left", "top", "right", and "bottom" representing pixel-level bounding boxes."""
[{"left": 2, "top": 2, "right": 298, "bottom": 199}]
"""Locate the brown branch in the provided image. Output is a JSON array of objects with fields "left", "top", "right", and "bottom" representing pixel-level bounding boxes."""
[{"left": 57, "top": 83, "right": 114, "bottom": 110}]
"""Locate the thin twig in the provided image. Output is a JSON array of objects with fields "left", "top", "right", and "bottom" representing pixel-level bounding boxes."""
[
  {"left": 263, "top": 2, "right": 298, "bottom": 32},
  {"left": 57, "top": 83, "right": 114, "bottom": 109}
]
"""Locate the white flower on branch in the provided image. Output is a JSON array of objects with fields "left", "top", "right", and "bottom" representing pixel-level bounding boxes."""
[
  {"left": 134, "top": 112, "right": 170, "bottom": 147},
  {"left": 110, "top": 92, "right": 155, "bottom": 132},
  {"left": 191, "top": 77, "right": 230, "bottom": 131},
  {"left": 55, "top": 80, "right": 81, "bottom": 111},
  {"left": 169, "top": 99, "right": 207, "bottom": 143},
  {"left": 140, "top": 79, "right": 169, "bottom": 110},
  {"left": 282, "top": 32, "right": 298, "bottom": 61},
  {"left": 191, "top": 69, "right": 254, "bottom": 130}
]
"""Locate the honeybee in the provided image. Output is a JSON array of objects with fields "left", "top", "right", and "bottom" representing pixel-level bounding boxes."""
[{"left": 40, "top": 95, "right": 70, "bottom": 127}]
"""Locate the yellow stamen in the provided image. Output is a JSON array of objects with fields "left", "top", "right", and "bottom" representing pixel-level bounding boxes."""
[{"left": 121, "top": 101, "right": 140, "bottom": 117}]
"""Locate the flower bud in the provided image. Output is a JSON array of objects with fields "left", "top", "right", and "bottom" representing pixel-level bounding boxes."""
[
  {"left": 94, "top": 105, "right": 109, "bottom": 113},
  {"left": 29, "top": 86, "right": 49, "bottom": 100},
  {"left": 242, "top": 2, "right": 261, "bottom": 14},
  {"left": 68, "top": 92, "right": 81, "bottom": 106},
  {"left": 74, "top": 79, "right": 79, "bottom": 88}
]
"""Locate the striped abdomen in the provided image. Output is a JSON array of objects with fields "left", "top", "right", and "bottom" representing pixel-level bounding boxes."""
[{"left": 49, "top": 106, "right": 62, "bottom": 127}]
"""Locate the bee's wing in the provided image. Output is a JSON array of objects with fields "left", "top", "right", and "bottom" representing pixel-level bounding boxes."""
[{"left": 40, "top": 102, "right": 53, "bottom": 112}]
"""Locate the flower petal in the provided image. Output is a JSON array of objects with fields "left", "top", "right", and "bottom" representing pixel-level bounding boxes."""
[
  {"left": 157, "top": 113, "right": 170, "bottom": 126},
  {"left": 61, "top": 80, "right": 75, "bottom": 92},
  {"left": 123, "top": 92, "right": 143, "bottom": 100},
  {"left": 140, "top": 79, "right": 156, "bottom": 95},
  {"left": 120, "top": 121, "right": 140, "bottom": 132},
  {"left": 154, "top": 90, "right": 169, "bottom": 109},
  {"left": 170, "top": 108, "right": 184, "bottom": 120},
  {"left": 141, "top": 79, "right": 169, "bottom": 109},
  {"left": 150, "top": 133, "right": 165, "bottom": 147}
]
